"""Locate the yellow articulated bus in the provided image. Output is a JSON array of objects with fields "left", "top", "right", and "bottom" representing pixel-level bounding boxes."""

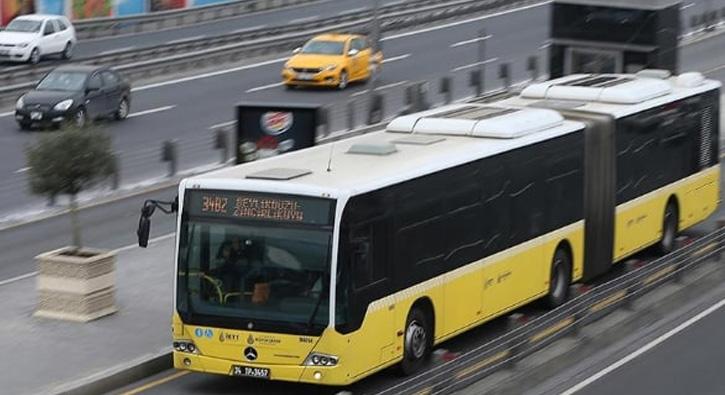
[{"left": 139, "top": 71, "right": 719, "bottom": 386}]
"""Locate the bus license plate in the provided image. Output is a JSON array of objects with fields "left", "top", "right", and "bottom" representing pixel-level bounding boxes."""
[{"left": 230, "top": 365, "right": 270, "bottom": 379}]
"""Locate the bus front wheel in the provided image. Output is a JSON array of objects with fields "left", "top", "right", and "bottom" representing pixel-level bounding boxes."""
[
  {"left": 399, "top": 306, "right": 432, "bottom": 375},
  {"left": 657, "top": 202, "right": 679, "bottom": 255},
  {"left": 545, "top": 248, "right": 571, "bottom": 308}
]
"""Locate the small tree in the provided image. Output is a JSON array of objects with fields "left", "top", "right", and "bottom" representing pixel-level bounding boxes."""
[{"left": 26, "top": 126, "right": 116, "bottom": 250}]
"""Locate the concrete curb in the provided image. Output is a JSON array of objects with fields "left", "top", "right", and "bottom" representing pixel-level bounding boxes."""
[
  {"left": 455, "top": 257, "right": 725, "bottom": 395},
  {"left": 55, "top": 351, "right": 172, "bottom": 395}
]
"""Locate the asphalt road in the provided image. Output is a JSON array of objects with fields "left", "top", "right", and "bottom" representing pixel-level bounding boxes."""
[
  {"left": 572, "top": 299, "right": 725, "bottom": 395},
  {"left": 0, "top": 1, "right": 553, "bottom": 218},
  {"left": 1, "top": 3, "right": 723, "bottom": 220},
  {"left": 0, "top": 0, "right": 394, "bottom": 64},
  {"left": 525, "top": 276, "right": 725, "bottom": 395}
]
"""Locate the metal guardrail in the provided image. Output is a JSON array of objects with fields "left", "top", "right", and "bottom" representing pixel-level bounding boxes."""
[
  {"left": 0, "top": 0, "right": 537, "bottom": 108},
  {"left": 66, "top": 0, "right": 320, "bottom": 39},
  {"left": 378, "top": 226, "right": 725, "bottom": 395},
  {"left": 0, "top": 0, "right": 499, "bottom": 88}
]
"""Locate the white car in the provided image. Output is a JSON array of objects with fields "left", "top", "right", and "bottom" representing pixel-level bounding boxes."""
[{"left": 0, "top": 14, "right": 76, "bottom": 64}]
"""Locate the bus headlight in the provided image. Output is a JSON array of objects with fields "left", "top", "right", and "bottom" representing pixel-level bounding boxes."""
[
  {"left": 304, "top": 352, "right": 338, "bottom": 366},
  {"left": 173, "top": 340, "right": 199, "bottom": 354}
]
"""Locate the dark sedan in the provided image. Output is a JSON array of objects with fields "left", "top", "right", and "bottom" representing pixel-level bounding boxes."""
[{"left": 15, "top": 64, "right": 131, "bottom": 130}]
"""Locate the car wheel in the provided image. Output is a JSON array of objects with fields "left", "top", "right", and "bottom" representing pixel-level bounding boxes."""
[
  {"left": 338, "top": 70, "right": 348, "bottom": 90},
  {"left": 73, "top": 108, "right": 87, "bottom": 128},
  {"left": 61, "top": 42, "right": 73, "bottom": 60},
  {"left": 115, "top": 97, "right": 129, "bottom": 120},
  {"left": 18, "top": 121, "right": 31, "bottom": 131},
  {"left": 399, "top": 306, "right": 432, "bottom": 376},
  {"left": 29, "top": 48, "right": 40, "bottom": 65}
]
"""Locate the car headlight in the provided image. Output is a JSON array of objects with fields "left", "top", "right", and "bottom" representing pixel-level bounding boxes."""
[
  {"left": 323, "top": 64, "right": 337, "bottom": 71},
  {"left": 15, "top": 96, "right": 24, "bottom": 110},
  {"left": 53, "top": 99, "right": 74, "bottom": 112},
  {"left": 17, "top": 43, "right": 29, "bottom": 48},
  {"left": 304, "top": 352, "right": 339, "bottom": 366}
]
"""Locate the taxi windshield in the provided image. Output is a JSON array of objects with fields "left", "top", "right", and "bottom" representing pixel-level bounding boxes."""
[{"left": 301, "top": 40, "right": 345, "bottom": 55}]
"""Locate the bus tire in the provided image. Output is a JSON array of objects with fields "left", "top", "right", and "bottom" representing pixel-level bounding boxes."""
[
  {"left": 657, "top": 201, "right": 678, "bottom": 255},
  {"left": 399, "top": 306, "right": 432, "bottom": 376},
  {"left": 545, "top": 248, "right": 571, "bottom": 308}
]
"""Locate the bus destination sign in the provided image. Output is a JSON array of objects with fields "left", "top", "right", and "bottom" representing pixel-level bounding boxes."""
[{"left": 188, "top": 190, "right": 333, "bottom": 225}]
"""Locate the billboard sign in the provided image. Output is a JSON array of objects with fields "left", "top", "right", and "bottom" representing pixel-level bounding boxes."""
[{"left": 236, "top": 103, "right": 320, "bottom": 164}]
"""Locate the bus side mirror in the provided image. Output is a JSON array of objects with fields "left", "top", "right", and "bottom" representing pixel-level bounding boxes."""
[
  {"left": 137, "top": 215, "right": 151, "bottom": 248},
  {"left": 137, "top": 203, "right": 155, "bottom": 248}
]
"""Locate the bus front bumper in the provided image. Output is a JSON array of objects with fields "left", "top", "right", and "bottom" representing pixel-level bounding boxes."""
[{"left": 173, "top": 351, "right": 345, "bottom": 385}]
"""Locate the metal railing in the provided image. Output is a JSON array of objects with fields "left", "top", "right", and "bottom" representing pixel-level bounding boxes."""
[
  {"left": 0, "top": 0, "right": 539, "bottom": 108},
  {"left": 64, "top": 0, "right": 321, "bottom": 39},
  {"left": 378, "top": 225, "right": 725, "bottom": 395}
]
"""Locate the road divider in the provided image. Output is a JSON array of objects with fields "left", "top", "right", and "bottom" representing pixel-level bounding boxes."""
[{"left": 0, "top": 0, "right": 545, "bottom": 109}]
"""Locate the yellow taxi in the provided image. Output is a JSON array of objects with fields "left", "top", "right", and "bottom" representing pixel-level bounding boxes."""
[{"left": 282, "top": 33, "right": 383, "bottom": 90}]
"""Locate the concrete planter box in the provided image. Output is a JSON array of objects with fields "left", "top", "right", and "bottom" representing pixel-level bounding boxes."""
[{"left": 34, "top": 247, "right": 117, "bottom": 322}]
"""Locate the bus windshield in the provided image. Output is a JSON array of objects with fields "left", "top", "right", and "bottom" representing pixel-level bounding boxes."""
[{"left": 176, "top": 191, "right": 335, "bottom": 335}]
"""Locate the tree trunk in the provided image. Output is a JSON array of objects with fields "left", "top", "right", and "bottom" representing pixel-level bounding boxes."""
[{"left": 69, "top": 194, "right": 82, "bottom": 249}]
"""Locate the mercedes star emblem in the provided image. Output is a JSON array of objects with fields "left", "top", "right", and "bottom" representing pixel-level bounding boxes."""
[{"left": 244, "top": 347, "right": 258, "bottom": 361}]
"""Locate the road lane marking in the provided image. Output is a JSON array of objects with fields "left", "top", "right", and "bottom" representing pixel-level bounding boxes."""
[
  {"left": 208, "top": 120, "right": 236, "bottom": 129},
  {"left": 246, "top": 82, "right": 284, "bottom": 93},
  {"left": 290, "top": 16, "right": 318, "bottom": 24},
  {"left": 351, "top": 80, "right": 410, "bottom": 97},
  {"left": 127, "top": 105, "right": 176, "bottom": 118},
  {"left": 0, "top": 111, "right": 14, "bottom": 118},
  {"left": 131, "top": 57, "right": 288, "bottom": 92},
  {"left": 705, "top": 64, "right": 725, "bottom": 74},
  {"left": 339, "top": 7, "right": 368, "bottom": 15},
  {"left": 113, "top": 233, "right": 175, "bottom": 254},
  {"left": 232, "top": 24, "right": 268, "bottom": 34},
  {"left": 89, "top": 1, "right": 542, "bottom": 94},
  {"left": 451, "top": 57, "right": 499, "bottom": 72},
  {"left": 166, "top": 35, "right": 205, "bottom": 45},
  {"left": 382, "top": 1, "right": 548, "bottom": 41},
  {"left": 450, "top": 35, "right": 493, "bottom": 48},
  {"left": 99, "top": 46, "right": 136, "bottom": 55},
  {"left": 14, "top": 167, "right": 31, "bottom": 174},
  {"left": 0, "top": 271, "right": 37, "bottom": 287},
  {"left": 383, "top": 53, "right": 411, "bottom": 63},
  {"left": 0, "top": 233, "right": 175, "bottom": 287},
  {"left": 120, "top": 370, "right": 190, "bottom": 395},
  {"left": 561, "top": 297, "right": 725, "bottom": 394}
]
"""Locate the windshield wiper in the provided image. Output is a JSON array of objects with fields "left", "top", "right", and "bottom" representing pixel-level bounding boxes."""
[{"left": 306, "top": 235, "right": 332, "bottom": 329}]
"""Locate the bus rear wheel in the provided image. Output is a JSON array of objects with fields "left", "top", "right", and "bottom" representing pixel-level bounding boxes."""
[
  {"left": 399, "top": 306, "right": 432, "bottom": 376},
  {"left": 657, "top": 202, "right": 678, "bottom": 255},
  {"left": 545, "top": 248, "right": 571, "bottom": 308}
]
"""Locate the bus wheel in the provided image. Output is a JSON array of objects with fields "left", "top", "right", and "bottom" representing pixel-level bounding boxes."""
[
  {"left": 545, "top": 248, "right": 571, "bottom": 308},
  {"left": 399, "top": 307, "right": 431, "bottom": 375},
  {"left": 657, "top": 202, "right": 678, "bottom": 255}
]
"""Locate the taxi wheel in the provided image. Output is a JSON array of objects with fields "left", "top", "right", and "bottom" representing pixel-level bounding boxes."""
[{"left": 338, "top": 70, "right": 348, "bottom": 90}]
